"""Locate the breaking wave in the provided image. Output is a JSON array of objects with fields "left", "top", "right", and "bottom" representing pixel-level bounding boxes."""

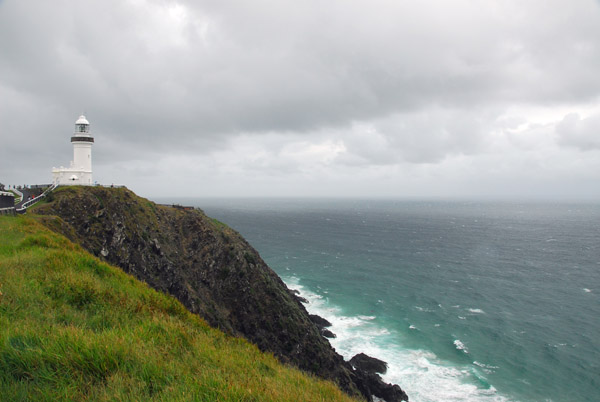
[{"left": 285, "top": 276, "right": 514, "bottom": 402}]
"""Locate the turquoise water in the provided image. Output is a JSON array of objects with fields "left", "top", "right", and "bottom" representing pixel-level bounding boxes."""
[{"left": 159, "top": 198, "right": 600, "bottom": 402}]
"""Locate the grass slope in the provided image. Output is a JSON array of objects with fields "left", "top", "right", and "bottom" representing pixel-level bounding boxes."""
[{"left": 0, "top": 216, "right": 358, "bottom": 402}]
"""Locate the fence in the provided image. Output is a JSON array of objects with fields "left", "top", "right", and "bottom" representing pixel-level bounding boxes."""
[{"left": 16, "top": 183, "right": 58, "bottom": 213}]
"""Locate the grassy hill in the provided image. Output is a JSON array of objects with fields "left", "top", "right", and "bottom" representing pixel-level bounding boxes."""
[
  {"left": 29, "top": 186, "right": 370, "bottom": 399},
  {"left": 0, "top": 215, "right": 358, "bottom": 402}
]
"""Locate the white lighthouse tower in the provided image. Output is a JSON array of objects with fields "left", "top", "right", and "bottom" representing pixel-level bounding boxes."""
[{"left": 52, "top": 115, "right": 94, "bottom": 185}]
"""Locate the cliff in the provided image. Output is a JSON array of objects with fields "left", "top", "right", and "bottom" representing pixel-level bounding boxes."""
[
  {"left": 33, "top": 186, "right": 408, "bottom": 401},
  {"left": 0, "top": 215, "right": 358, "bottom": 401}
]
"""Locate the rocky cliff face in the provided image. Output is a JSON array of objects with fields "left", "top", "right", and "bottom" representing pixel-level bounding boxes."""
[{"left": 35, "top": 186, "right": 407, "bottom": 402}]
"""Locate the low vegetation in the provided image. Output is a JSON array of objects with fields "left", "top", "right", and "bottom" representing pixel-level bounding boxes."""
[{"left": 0, "top": 215, "right": 358, "bottom": 402}]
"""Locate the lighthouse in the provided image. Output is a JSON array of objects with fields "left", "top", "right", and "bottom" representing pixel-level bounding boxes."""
[{"left": 52, "top": 115, "right": 94, "bottom": 185}]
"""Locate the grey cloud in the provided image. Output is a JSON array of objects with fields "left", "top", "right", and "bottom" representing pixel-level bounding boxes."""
[
  {"left": 1, "top": 0, "right": 600, "bottom": 197},
  {"left": 3, "top": 0, "right": 600, "bottom": 144},
  {"left": 556, "top": 113, "right": 600, "bottom": 150},
  {"left": 337, "top": 109, "right": 490, "bottom": 165}
]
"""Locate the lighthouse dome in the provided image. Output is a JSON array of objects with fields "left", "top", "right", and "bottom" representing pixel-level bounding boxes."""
[{"left": 75, "top": 115, "right": 89, "bottom": 125}]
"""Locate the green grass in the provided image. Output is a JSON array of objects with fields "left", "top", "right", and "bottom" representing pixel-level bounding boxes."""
[
  {"left": 0, "top": 216, "right": 359, "bottom": 402},
  {"left": 210, "top": 217, "right": 228, "bottom": 230}
]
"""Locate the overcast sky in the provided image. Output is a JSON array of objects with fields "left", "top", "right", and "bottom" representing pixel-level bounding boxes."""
[{"left": 1, "top": 0, "right": 599, "bottom": 199}]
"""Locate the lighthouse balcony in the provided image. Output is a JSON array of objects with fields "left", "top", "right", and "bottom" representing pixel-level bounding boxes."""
[{"left": 71, "top": 136, "right": 94, "bottom": 143}]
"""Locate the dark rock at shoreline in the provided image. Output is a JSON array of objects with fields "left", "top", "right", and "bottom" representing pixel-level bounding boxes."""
[
  {"left": 350, "top": 354, "right": 408, "bottom": 402},
  {"left": 295, "top": 295, "right": 309, "bottom": 304},
  {"left": 309, "top": 314, "right": 333, "bottom": 328},
  {"left": 359, "top": 372, "right": 409, "bottom": 402},
  {"left": 287, "top": 289, "right": 309, "bottom": 304},
  {"left": 309, "top": 314, "right": 336, "bottom": 338},
  {"left": 321, "top": 328, "right": 337, "bottom": 338},
  {"left": 350, "top": 353, "right": 388, "bottom": 375}
]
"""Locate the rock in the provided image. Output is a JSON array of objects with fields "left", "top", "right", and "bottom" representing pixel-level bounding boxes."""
[
  {"left": 377, "top": 382, "right": 409, "bottom": 402},
  {"left": 351, "top": 369, "right": 409, "bottom": 402},
  {"left": 289, "top": 288, "right": 309, "bottom": 304},
  {"left": 310, "top": 314, "right": 336, "bottom": 338},
  {"left": 366, "top": 373, "right": 409, "bottom": 402},
  {"left": 349, "top": 353, "right": 409, "bottom": 401},
  {"left": 350, "top": 353, "right": 388, "bottom": 375},
  {"left": 321, "top": 328, "right": 336, "bottom": 338},
  {"left": 295, "top": 295, "right": 309, "bottom": 304},
  {"left": 309, "top": 314, "right": 332, "bottom": 328}
]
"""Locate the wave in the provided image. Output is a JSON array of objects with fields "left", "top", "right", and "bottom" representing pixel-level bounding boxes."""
[
  {"left": 473, "top": 361, "right": 499, "bottom": 370},
  {"left": 454, "top": 339, "right": 469, "bottom": 353},
  {"left": 284, "top": 276, "right": 515, "bottom": 402},
  {"left": 467, "top": 308, "right": 486, "bottom": 314},
  {"left": 473, "top": 361, "right": 499, "bottom": 375}
]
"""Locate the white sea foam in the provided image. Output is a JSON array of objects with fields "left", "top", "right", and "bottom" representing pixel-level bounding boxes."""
[
  {"left": 454, "top": 339, "right": 469, "bottom": 353},
  {"left": 473, "top": 361, "right": 499, "bottom": 370},
  {"left": 409, "top": 324, "right": 417, "bottom": 330},
  {"left": 583, "top": 288, "right": 592, "bottom": 293},
  {"left": 467, "top": 308, "right": 485, "bottom": 314},
  {"left": 284, "top": 276, "right": 515, "bottom": 402},
  {"left": 473, "top": 361, "right": 499, "bottom": 375}
]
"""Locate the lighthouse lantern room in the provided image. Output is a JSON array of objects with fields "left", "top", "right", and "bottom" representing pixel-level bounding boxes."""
[{"left": 52, "top": 115, "right": 94, "bottom": 185}]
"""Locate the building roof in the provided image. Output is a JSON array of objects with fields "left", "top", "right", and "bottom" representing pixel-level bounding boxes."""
[{"left": 75, "top": 115, "right": 90, "bottom": 125}]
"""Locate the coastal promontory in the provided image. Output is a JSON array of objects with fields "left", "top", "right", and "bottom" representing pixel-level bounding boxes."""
[{"left": 33, "top": 186, "right": 408, "bottom": 402}]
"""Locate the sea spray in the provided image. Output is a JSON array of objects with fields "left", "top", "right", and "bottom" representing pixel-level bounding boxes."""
[{"left": 285, "top": 276, "right": 513, "bottom": 402}]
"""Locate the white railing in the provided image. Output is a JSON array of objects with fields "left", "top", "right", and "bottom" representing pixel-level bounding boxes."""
[
  {"left": 11, "top": 188, "right": 23, "bottom": 203},
  {"left": 16, "top": 183, "right": 58, "bottom": 213},
  {"left": 95, "top": 184, "right": 126, "bottom": 188}
]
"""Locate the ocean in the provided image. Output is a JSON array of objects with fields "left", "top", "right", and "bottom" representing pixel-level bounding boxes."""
[{"left": 156, "top": 198, "right": 600, "bottom": 402}]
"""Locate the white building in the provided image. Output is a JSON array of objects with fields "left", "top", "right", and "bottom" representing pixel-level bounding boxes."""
[{"left": 52, "top": 115, "right": 94, "bottom": 185}]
